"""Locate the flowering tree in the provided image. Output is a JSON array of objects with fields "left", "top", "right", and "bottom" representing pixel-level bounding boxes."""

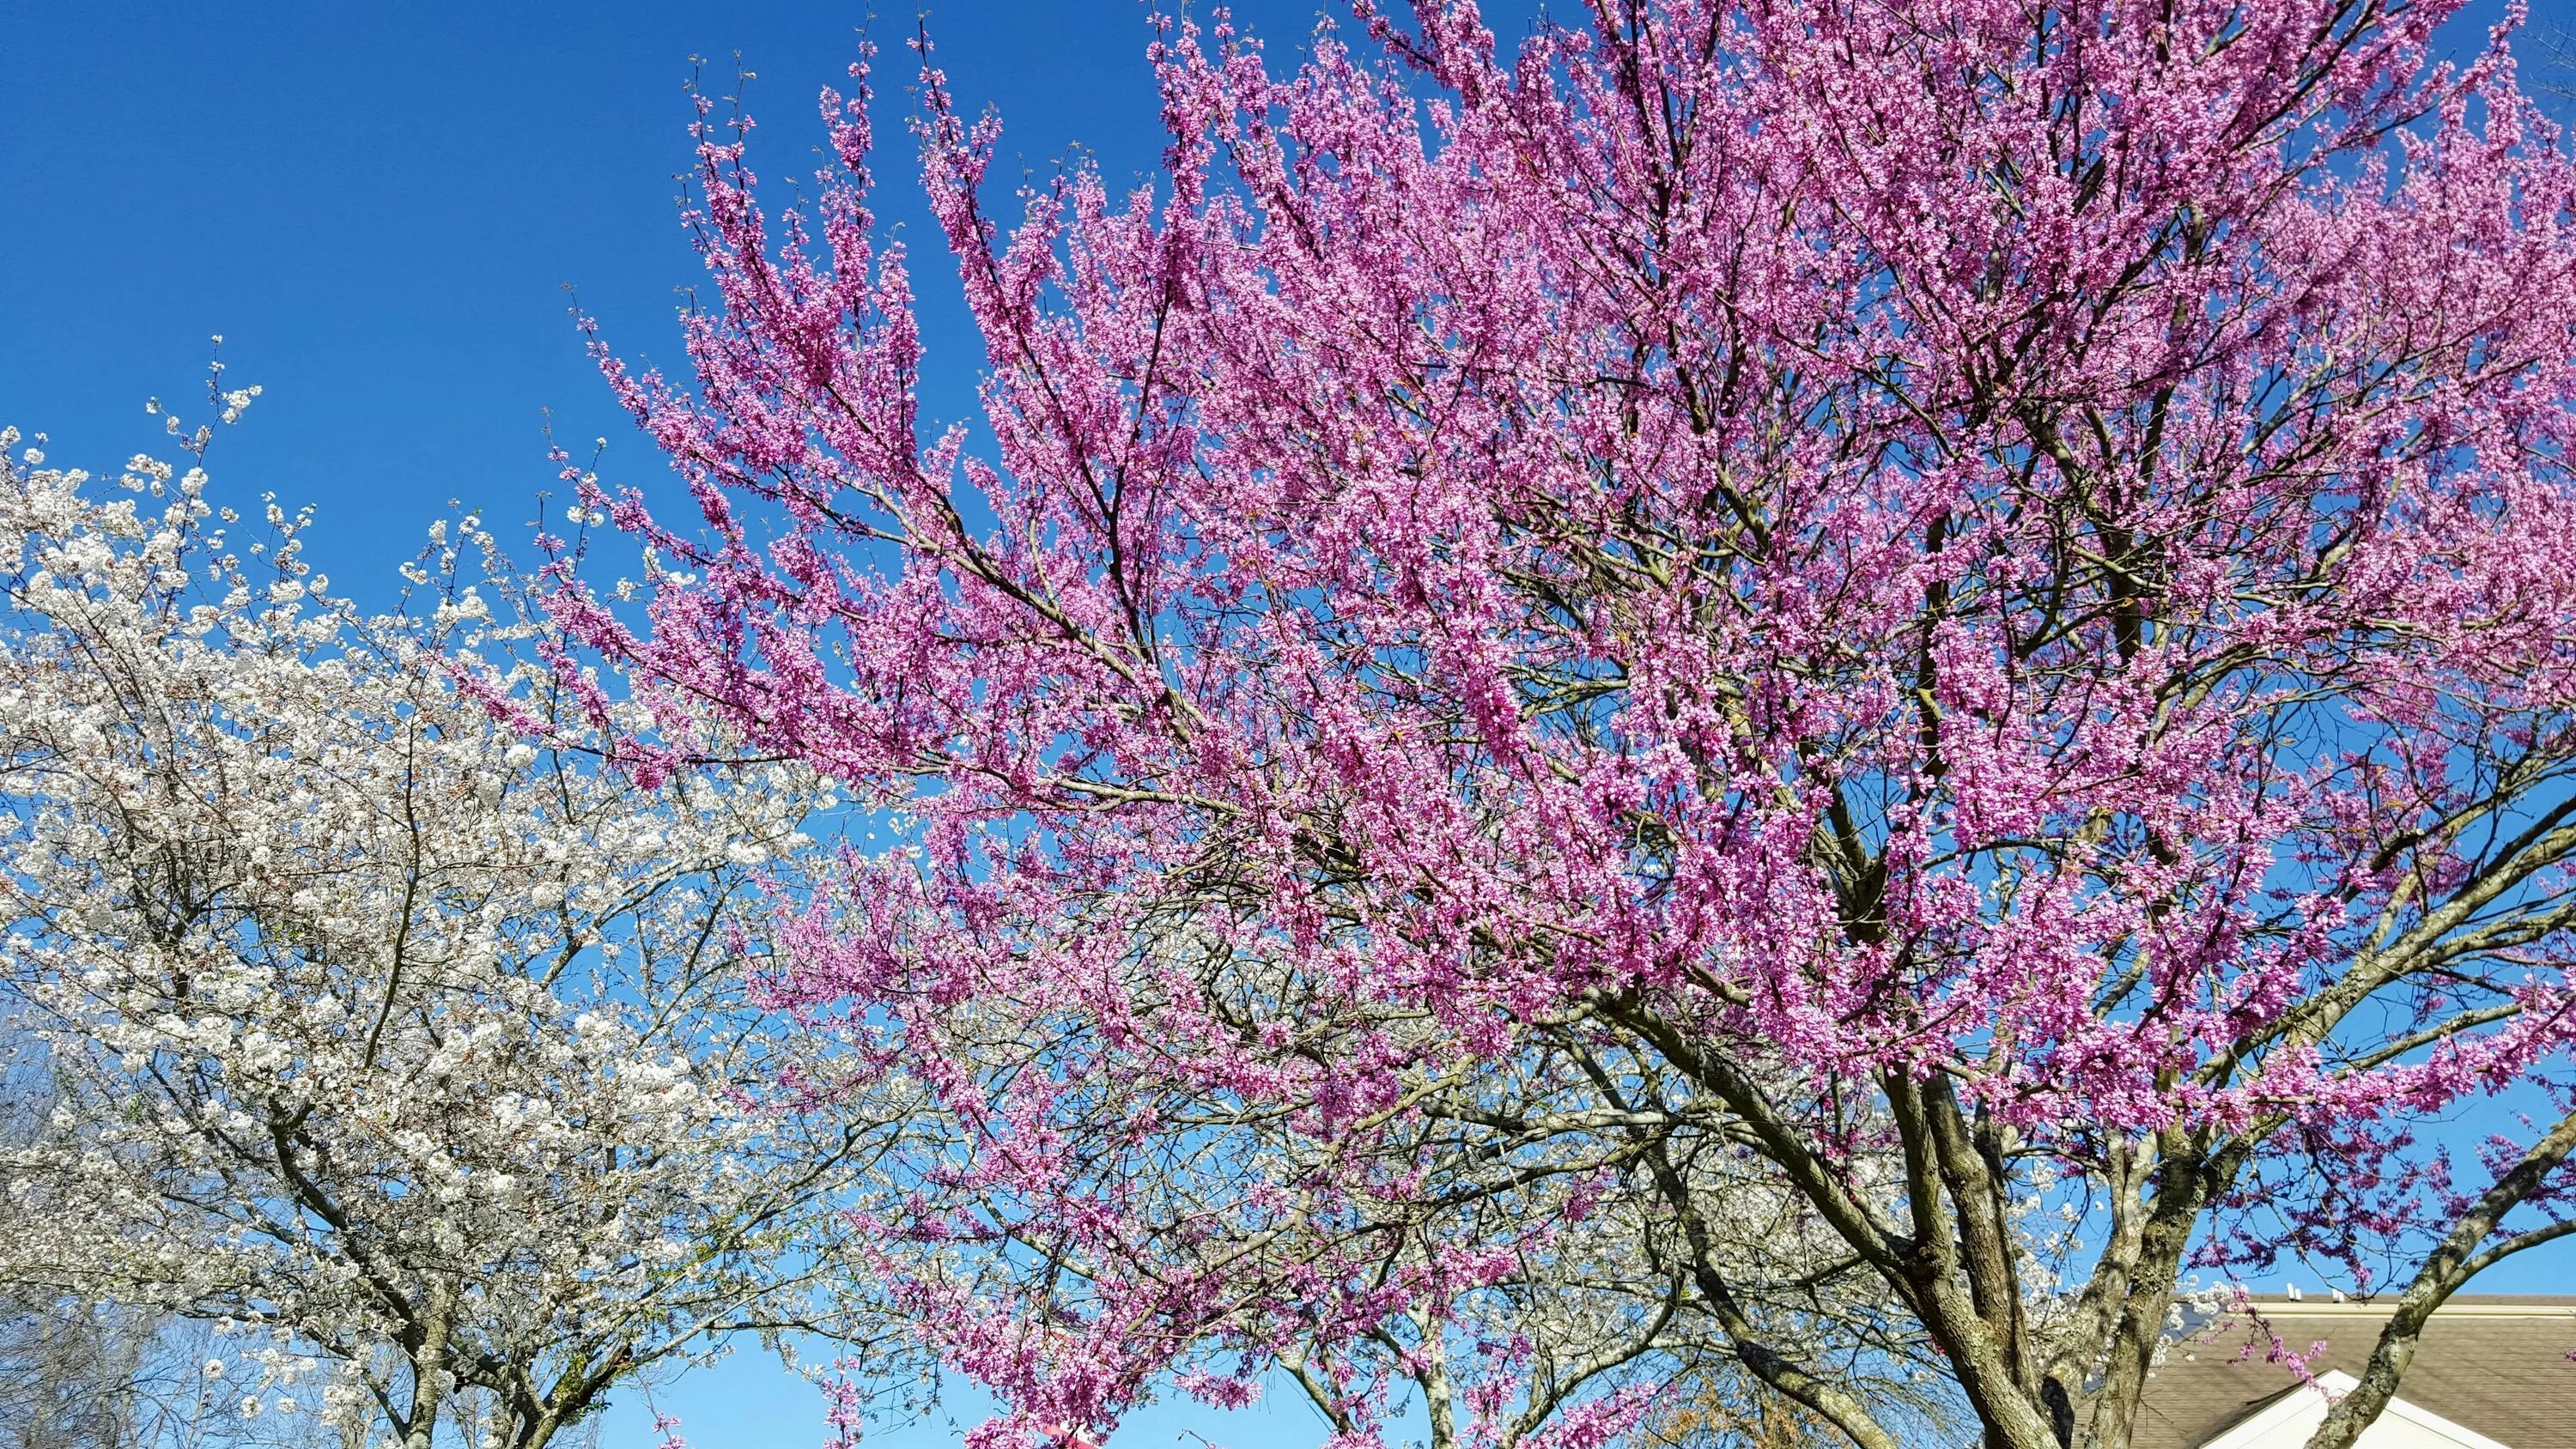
[
  {"left": 552, "top": 2, "right": 2576, "bottom": 1446},
  {"left": 0, "top": 414, "right": 886, "bottom": 1449}
]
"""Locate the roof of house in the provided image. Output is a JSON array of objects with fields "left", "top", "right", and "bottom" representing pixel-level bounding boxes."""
[{"left": 2131, "top": 1296, "right": 2576, "bottom": 1449}]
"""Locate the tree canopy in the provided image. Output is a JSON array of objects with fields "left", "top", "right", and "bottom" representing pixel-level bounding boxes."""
[{"left": 544, "top": 3, "right": 2576, "bottom": 1447}]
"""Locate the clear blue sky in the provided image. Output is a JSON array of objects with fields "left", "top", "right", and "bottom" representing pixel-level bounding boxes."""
[
  {"left": 1, "top": 0, "right": 1485, "bottom": 615},
  {"left": 3, "top": 3, "right": 2569, "bottom": 1447}
]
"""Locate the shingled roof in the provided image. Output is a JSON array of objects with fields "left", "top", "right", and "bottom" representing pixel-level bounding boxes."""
[{"left": 2130, "top": 1296, "right": 2576, "bottom": 1449}]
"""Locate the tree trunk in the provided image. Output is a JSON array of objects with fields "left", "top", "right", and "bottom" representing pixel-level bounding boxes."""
[{"left": 399, "top": 1283, "right": 456, "bottom": 1449}]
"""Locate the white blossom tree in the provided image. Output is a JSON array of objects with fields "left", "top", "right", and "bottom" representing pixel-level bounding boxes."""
[{"left": 0, "top": 404, "right": 896, "bottom": 1449}]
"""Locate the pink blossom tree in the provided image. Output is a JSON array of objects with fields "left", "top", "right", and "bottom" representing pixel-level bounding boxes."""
[{"left": 548, "top": 3, "right": 2576, "bottom": 1446}]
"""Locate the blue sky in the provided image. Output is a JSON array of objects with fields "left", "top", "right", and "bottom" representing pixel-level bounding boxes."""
[
  {"left": 0, "top": 1, "right": 1398, "bottom": 607},
  {"left": 5, "top": 3, "right": 2573, "bottom": 1447}
]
